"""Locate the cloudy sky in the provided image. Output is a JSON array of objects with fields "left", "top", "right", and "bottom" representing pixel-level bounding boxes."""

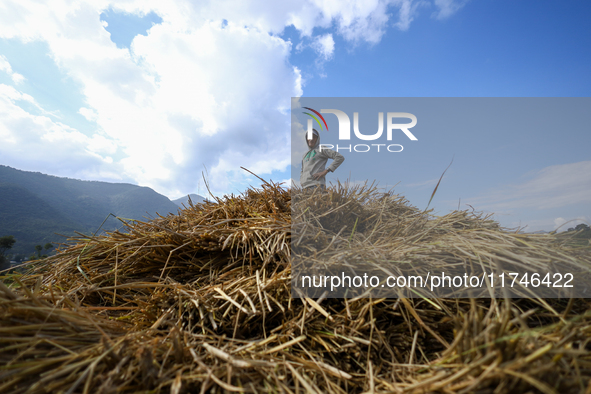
[{"left": 0, "top": 0, "right": 589, "bottom": 232}]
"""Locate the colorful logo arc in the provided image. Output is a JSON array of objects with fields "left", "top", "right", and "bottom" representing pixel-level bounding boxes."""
[{"left": 303, "top": 107, "right": 329, "bottom": 132}]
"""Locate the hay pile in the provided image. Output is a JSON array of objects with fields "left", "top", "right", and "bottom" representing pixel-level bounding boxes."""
[
  {"left": 1, "top": 181, "right": 591, "bottom": 393},
  {"left": 291, "top": 183, "right": 591, "bottom": 299}
]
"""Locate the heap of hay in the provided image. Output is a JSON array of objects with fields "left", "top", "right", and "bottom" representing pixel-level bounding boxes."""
[
  {"left": 1, "top": 181, "right": 591, "bottom": 393},
  {"left": 291, "top": 183, "right": 591, "bottom": 299}
]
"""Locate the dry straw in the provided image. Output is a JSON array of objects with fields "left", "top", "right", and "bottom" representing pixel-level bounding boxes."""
[{"left": 1, "top": 179, "right": 590, "bottom": 393}]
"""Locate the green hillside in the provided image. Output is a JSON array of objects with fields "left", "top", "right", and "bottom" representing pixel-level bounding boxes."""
[
  {"left": 0, "top": 165, "right": 179, "bottom": 257},
  {"left": 0, "top": 183, "right": 88, "bottom": 255}
]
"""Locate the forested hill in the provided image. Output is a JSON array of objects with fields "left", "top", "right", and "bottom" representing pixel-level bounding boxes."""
[{"left": 0, "top": 165, "right": 179, "bottom": 256}]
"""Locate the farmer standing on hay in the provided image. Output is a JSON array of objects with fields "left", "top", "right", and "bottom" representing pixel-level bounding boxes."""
[{"left": 300, "top": 128, "right": 344, "bottom": 190}]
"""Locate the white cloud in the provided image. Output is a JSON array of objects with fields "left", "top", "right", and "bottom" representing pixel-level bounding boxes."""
[
  {"left": 406, "top": 177, "right": 438, "bottom": 188},
  {"left": 0, "top": 1, "right": 302, "bottom": 196},
  {"left": 78, "top": 107, "right": 98, "bottom": 122},
  {"left": 554, "top": 217, "right": 589, "bottom": 232},
  {"left": 311, "top": 33, "right": 335, "bottom": 61},
  {"left": 432, "top": 0, "right": 469, "bottom": 20},
  {"left": 554, "top": 217, "right": 567, "bottom": 229},
  {"left": 311, "top": 0, "right": 391, "bottom": 43},
  {"left": 463, "top": 161, "right": 591, "bottom": 212},
  {"left": 0, "top": 55, "right": 25, "bottom": 84},
  {"left": 0, "top": 0, "right": 466, "bottom": 196},
  {"left": 391, "top": 0, "right": 466, "bottom": 30},
  {"left": 393, "top": 0, "right": 421, "bottom": 31},
  {"left": 510, "top": 216, "right": 590, "bottom": 234},
  {"left": 11, "top": 73, "right": 24, "bottom": 84},
  {"left": 0, "top": 84, "right": 61, "bottom": 119},
  {"left": 0, "top": 83, "right": 122, "bottom": 180}
]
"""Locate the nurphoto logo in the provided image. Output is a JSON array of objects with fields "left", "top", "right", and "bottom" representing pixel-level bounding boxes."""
[{"left": 304, "top": 107, "right": 418, "bottom": 153}]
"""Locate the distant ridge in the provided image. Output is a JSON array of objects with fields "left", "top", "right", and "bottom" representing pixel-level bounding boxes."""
[
  {"left": 172, "top": 193, "right": 210, "bottom": 208},
  {"left": 0, "top": 165, "right": 179, "bottom": 256}
]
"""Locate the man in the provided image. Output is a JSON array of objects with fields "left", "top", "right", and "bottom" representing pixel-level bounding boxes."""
[{"left": 300, "top": 128, "right": 344, "bottom": 190}]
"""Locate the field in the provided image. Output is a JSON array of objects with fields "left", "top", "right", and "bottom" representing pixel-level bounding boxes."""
[{"left": 1, "top": 181, "right": 590, "bottom": 393}]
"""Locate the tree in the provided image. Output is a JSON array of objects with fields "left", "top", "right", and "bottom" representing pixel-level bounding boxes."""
[
  {"left": 566, "top": 223, "right": 591, "bottom": 239},
  {"left": 35, "top": 245, "right": 43, "bottom": 258},
  {"left": 574, "top": 223, "right": 591, "bottom": 239},
  {"left": 0, "top": 235, "right": 16, "bottom": 270},
  {"left": 44, "top": 243, "right": 53, "bottom": 253},
  {"left": 0, "top": 236, "right": 16, "bottom": 261}
]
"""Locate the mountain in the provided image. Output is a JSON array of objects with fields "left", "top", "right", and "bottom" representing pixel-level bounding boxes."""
[
  {"left": 0, "top": 183, "right": 84, "bottom": 255},
  {"left": 172, "top": 193, "right": 210, "bottom": 207},
  {"left": 0, "top": 165, "right": 179, "bottom": 256}
]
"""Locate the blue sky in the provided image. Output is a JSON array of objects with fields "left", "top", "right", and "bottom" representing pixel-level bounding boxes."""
[{"left": 0, "top": 0, "right": 589, "bottom": 232}]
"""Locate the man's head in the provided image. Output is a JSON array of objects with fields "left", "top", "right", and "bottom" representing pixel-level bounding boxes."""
[{"left": 306, "top": 128, "right": 319, "bottom": 149}]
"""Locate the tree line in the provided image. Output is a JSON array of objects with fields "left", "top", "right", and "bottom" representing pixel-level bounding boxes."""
[
  {"left": 565, "top": 223, "right": 591, "bottom": 238},
  {"left": 0, "top": 235, "right": 54, "bottom": 270}
]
